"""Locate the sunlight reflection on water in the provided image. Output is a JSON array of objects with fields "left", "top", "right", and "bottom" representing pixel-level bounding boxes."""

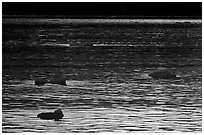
[{"left": 2, "top": 68, "right": 202, "bottom": 132}]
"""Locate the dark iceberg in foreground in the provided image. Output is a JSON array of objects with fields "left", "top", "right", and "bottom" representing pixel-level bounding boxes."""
[
  {"left": 37, "top": 109, "right": 64, "bottom": 120},
  {"left": 148, "top": 69, "right": 176, "bottom": 79},
  {"left": 35, "top": 78, "right": 67, "bottom": 86}
]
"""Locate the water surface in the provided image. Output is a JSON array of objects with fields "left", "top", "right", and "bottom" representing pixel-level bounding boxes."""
[{"left": 2, "top": 19, "right": 202, "bottom": 132}]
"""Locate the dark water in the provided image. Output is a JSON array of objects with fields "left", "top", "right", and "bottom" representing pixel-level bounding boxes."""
[{"left": 2, "top": 19, "right": 202, "bottom": 132}]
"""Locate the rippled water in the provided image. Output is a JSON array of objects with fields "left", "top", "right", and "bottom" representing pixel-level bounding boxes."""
[{"left": 2, "top": 20, "right": 202, "bottom": 132}]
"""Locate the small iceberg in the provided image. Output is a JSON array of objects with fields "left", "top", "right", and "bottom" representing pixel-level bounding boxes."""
[
  {"left": 37, "top": 109, "right": 64, "bottom": 120},
  {"left": 148, "top": 68, "right": 176, "bottom": 79},
  {"left": 34, "top": 78, "right": 67, "bottom": 86}
]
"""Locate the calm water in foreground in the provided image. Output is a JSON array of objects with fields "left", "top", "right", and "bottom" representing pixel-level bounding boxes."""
[{"left": 2, "top": 19, "right": 202, "bottom": 132}]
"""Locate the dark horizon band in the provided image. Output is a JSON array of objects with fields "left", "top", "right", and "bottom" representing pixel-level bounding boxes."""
[{"left": 2, "top": 2, "right": 202, "bottom": 18}]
